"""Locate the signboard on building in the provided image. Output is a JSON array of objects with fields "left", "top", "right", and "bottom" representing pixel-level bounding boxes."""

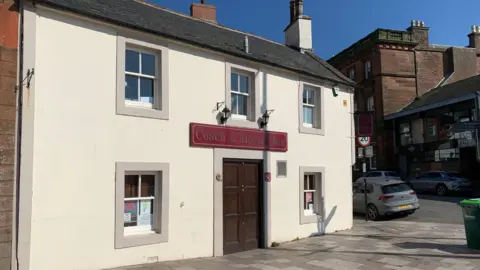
[
  {"left": 190, "top": 123, "right": 288, "bottom": 152},
  {"left": 356, "top": 113, "right": 374, "bottom": 136}
]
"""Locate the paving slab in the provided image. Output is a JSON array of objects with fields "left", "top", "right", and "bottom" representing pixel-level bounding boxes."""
[{"left": 108, "top": 220, "right": 480, "bottom": 270}]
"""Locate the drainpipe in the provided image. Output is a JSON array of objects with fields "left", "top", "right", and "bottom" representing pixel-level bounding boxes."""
[
  {"left": 13, "top": 0, "right": 25, "bottom": 269},
  {"left": 475, "top": 91, "right": 480, "bottom": 162},
  {"left": 350, "top": 88, "right": 356, "bottom": 167}
]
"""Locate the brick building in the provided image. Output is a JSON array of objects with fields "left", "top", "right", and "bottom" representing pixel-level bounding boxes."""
[
  {"left": 0, "top": 0, "right": 18, "bottom": 268},
  {"left": 328, "top": 21, "right": 480, "bottom": 178}
]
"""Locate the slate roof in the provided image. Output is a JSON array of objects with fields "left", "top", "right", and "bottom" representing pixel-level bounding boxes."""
[
  {"left": 34, "top": 0, "right": 354, "bottom": 87},
  {"left": 404, "top": 75, "right": 480, "bottom": 110}
]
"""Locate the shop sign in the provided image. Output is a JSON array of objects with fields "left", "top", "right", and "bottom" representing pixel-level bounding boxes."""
[{"left": 190, "top": 123, "right": 288, "bottom": 152}]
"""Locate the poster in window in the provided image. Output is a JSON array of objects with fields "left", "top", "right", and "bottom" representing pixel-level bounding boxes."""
[
  {"left": 306, "top": 192, "right": 313, "bottom": 203},
  {"left": 124, "top": 201, "right": 137, "bottom": 226},
  {"left": 138, "top": 200, "right": 152, "bottom": 226}
]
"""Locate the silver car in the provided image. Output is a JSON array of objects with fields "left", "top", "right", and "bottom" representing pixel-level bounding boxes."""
[
  {"left": 407, "top": 171, "right": 472, "bottom": 196},
  {"left": 353, "top": 179, "right": 420, "bottom": 220},
  {"left": 355, "top": 171, "right": 402, "bottom": 182}
]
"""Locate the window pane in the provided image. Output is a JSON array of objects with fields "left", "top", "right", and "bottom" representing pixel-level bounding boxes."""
[
  {"left": 141, "top": 175, "right": 155, "bottom": 197},
  {"left": 239, "top": 75, "right": 249, "bottom": 94},
  {"left": 231, "top": 73, "right": 238, "bottom": 91},
  {"left": 309, "top": 175, "right": 315, "bottom": 190},
  {"left": 124, "top": 200, "right": 138, "bottom": 227},
  {"left": 231, "top": 94, "right": 238, "bottom": 115},
  {"left": 308, "top": 90, "right": 314, "bottom": 104},
  {"left": 237, "top": 95, "right": 248, "bottom": 116},
  {"left": 125, "top": 75, "right": 139, "bottom": 101},
  {"left": 138, "top": 199, "right": 154, "bottom": 226},
  {"left": 304, "top": 176, "right": 308, "bottom": 190},
  {"left": 303, "top": 89, "right": 308, "bottom": 104},
  {"left": 125, "top": 175, "right": 139, "bottom": 198},
  {"left": 140, "top": 77, "right": 154, "bottom": 104},
  {"left": 126, "top": 50, "right": 139, "bottom": 73},
  {"left": 303, "top": 106, "right": 313, "bottom": 124},
  {"left": 304, "top": 192, "right": 314, "bottom": 211},
  {"left": 141, "top": 53, "right": 156, "bottom": 76}
]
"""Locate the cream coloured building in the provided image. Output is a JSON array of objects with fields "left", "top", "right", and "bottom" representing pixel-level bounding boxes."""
[{"left": 13, "top": 0, "right": 355, "bottom": 269}]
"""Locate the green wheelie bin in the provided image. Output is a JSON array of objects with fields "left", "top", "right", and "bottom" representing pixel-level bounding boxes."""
[{"left": 460, "top": 199, "right": 480, "bottom": 250}]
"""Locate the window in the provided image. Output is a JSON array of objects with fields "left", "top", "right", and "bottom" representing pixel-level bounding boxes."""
[
  {"left": 367, "top": 96, "right": 374, "bottom": 111},
  {"left": 368, "top": 172, "right": 382, "bottom": 177},
  {"left": 117, "top": 36, "right": 169, "bottom": 119},
  {"left": 355, "top": 184, "right": 373, "bottom": 194},
  {"left": 302, "top": 87, "right": 316, "bottom": 127},
  {"left": 277, "top": 161, "right": 287, "bottom": 177},
  {"left": 115, "top": 162, "right": 169, "bottom": 249},
  {"left": 369, "top": 156, "right": 377, "bottom": 170},
  {"left": 299, "top": 166, "right": 324, "bottom": 224},
  {"left": 348, "top": 68, "right": 356, "bottom": 80},
  {"left": 225, "top": 63, "right": 259, "bottom": 128},
  {"left": 381, "top": 183, "right": 411, "bottom": 194},
  {"left": 230, "top": 71, "right": 251, "bottom": 119},
  {"left": 426, "top": 118, "right": 437, "bottom": 137},
  {"left": 364, "top": 60, "right": 372, "bottom": 79},
  {"left": 399, "top": 122, "right": 411, "bottom": 146},
  {"left": 385, "top": 171, "right": 400, "bottom": 177},
  {"left": 299, "top": 83, "right": 324, "bottom": 135}
]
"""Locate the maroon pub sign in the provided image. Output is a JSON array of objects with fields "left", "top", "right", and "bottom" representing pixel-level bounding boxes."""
[
  {"left": 190, "top": 123, "right": 288, "bottom": 152},
  {"left": 356, "top": 113, "right": 374, "bottom": 137}
]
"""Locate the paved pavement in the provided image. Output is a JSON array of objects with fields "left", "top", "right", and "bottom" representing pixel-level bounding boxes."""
[{"left": 111, "top": 218, "right": 480, "bottom": 270}]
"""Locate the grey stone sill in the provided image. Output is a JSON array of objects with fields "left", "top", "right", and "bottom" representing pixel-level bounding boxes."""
[
  {"left": 116, "top": 106, "right": 169, "bottom": 120},
  {"left": 299, "top": 125, "right": 325, "bottom": 136},
  {"left": 300, "top": 214, "right": 322, "bottom": 225}
]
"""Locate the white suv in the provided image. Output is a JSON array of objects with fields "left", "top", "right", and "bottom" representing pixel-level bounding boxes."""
[{"left": 355, "top": 171, "right": 403, "bottom": 183}]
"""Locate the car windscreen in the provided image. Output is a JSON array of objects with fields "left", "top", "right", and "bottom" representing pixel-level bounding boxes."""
[
  {"left": 385, "top": 172, "right": 400, "bottom": 177},
  {"left": 381, "top": 183, "right": 411, "bottom": 194}
]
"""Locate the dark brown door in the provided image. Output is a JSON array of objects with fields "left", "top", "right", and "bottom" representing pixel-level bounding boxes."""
[{"left": 223, "top": 161, "right": 261, "bottom": 254}]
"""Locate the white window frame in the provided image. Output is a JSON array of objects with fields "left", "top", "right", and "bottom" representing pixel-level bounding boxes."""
[
  {"left": 117, "top": 35, "right": 169, "bottom": 120},
  {"left": 115, "top": 162, "right": 170, "bottom": 249},
  {"left": 277, "top": 160, "right": 287, "bottom": 178},
  {"left": 299, "top": 166, "right": 325, "bottom": 225},
  {"left": 124, "top": 47, "right": 158, "bottom": 109},
  {"left": 364, "top": 60, "right": 372, "bottom": 79},
  {"left": 225, "top": 62, "right": 260, "bottom": 128},
  {"left": 302, "top": 87, "right": 316, "bottom": 128},
  {"left": 230, "top": 70, "right": 252, "bottom": 120},
  {"left": 298, "top": 81, "right": 325, "bottom": 136},
  {"left": 367, "top": 96, "right": 374, "bottom": 111}
]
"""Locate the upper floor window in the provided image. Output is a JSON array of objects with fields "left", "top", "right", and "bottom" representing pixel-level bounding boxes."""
[
  {"left": 348, "top": 68, "right": 356, "bottom": 80},
  {"left": 230, "top": 71, "right": 251, "bottom": 119},
  {"left": 364, "top": 60, "right": 372, "bottom": 79},
  {"left": 116, "top": 36, "right": 169, "bottom": 120},
  {"left": 367, "top": 96, "right": 374, "bottom": 111},
  {"left": 299, "top": 83, "right": 324, "bottom": 136},
  {"left": 125, "top": 49, "right": 157, "bottom": 109},
  {"left": 302, "top": 87, "right": 316, "bottom": 127},
  {"left": 399, "top": 122, "right": 411, "bottom": 146}
]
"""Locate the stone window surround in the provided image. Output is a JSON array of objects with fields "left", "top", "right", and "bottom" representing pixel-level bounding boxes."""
[
  {"left": 276, "top": 160, "right": 287, "bottom": 178},
  {"left": 116, "top": 35, "right": 170, "bottom": 120},
  {"left": 225, "top": 62, "right": 261, "bottom": 129},
  {"left": 115, "top": 162, "right": 170, "bottom": 249},
  {"left": 298, "top": 81, "right": 325, "bottom": 136},
  {"left": 299, "top": 166, "right": 325, "bottom": 225}
]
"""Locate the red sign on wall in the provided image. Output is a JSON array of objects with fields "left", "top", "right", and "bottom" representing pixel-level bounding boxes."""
[
  {"left": 264, "top": 172, "right": 271, "bottom": 182},
  {"left": 190, "top": 123, "right": 288, "bottom": 152},
  {"left": 357, "top": 113, "right": 374, "bottom": 137}
]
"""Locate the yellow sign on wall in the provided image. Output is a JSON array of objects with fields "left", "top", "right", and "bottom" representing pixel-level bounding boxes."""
[{"left": 343, "top": 100, "right": 348, "bottom": 107}]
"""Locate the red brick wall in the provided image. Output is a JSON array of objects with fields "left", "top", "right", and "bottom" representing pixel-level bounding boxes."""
[
  {"left": 445, "top": 47, "right": 478, "bottom": 85},
  {"left": 416, "top": 50, "right": 444, "bottom": 96},
  {"left": 381, "top": 76, "right": 416, "bottom": 116},
  {"left": 0, "top": 0, "right": 17, "bottom": 268},
  {"left": 477, "top": 56, "right": 480, "bottom": 74},
  {"left": 380, "top": 49, "right": 415, "bottom": 76}
]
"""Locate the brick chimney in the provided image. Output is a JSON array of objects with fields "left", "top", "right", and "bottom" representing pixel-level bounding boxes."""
[
  {"left": 190, "top": 0, "right": 217, "bottom": 23},
  {"left": 284, "top": 0, "right": 312, "bottom": 52},
  {"left": 468, "top": 25, "right": 480, "bottom": 55},
  {"left": 407, "top": 20, "right": 429, "bottom": 47}
]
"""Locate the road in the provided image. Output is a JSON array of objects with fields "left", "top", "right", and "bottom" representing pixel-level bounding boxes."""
[{"left": 354, "top": 194, "right": 468, "bottom": 224}]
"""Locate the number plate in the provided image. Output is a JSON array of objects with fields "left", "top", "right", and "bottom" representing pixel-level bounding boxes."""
[{"left": 398, "top": 205, "right": 412, "bottom": 209}]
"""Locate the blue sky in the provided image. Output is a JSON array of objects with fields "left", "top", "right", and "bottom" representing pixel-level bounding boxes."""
[{"left": 152, "top": 0, "right": 480, "bottom": 59}]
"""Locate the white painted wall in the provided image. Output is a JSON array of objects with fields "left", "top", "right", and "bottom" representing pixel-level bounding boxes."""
[{"left": 21, "top": 7, "right": 353, "bottom": 270}]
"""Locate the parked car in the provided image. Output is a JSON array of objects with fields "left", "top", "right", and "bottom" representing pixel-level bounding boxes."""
[
  {"left": 406, "top": 171, "right": 472, "bottom": 196},
  {"left": 353, "top": 179, "right": 419, "bottom": 221},
  {"left": 355, "top": 170, "right": 403, "bottom": 183}
]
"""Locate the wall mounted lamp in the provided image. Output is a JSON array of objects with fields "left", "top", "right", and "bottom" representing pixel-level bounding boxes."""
[
  {"left": 220, "top": 107, "right": 231, "bottom": 125},
  {"left": 332, "top": 84, "right": 339, "bottom": 97},
  {"left": 260, "top": 109, "right": 275, "bottom": 128}
]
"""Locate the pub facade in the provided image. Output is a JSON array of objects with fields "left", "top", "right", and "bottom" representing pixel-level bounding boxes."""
[{"left": 13, "top": 1, "right": 355, "bottom": 269}]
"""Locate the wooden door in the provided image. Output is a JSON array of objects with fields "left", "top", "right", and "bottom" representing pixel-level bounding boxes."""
[{"left": 223, "top": 161, "right": 261, "bottom": 254}]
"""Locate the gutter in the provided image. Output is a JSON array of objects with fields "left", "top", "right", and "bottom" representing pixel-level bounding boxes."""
[
  {"left": 33, "top": 1, "right": 355, "bottom": 88},
  {"left": 384, "top": 93, "right": 477, "bottom": 120}
]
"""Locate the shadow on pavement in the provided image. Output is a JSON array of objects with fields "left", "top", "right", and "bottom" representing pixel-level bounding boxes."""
[
  {"left": 329, "top": 233, "right": 466, "bottom": 241},
  {"left": 394, "top": 241, "right": 480, "bottom": 255},
  {"left": 273, "top": 247, "right": 480, "bottom": 260},
  {"left": 417, "top": 194, "right": 469, "bottom": 203}
]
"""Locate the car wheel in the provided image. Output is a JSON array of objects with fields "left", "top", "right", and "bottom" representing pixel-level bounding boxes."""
[
  {"left": 367, "top": 204, "right": 380, "bottom": 221},
  {"left": 436, "top": 184, "right": 447, "bottom": 196}
]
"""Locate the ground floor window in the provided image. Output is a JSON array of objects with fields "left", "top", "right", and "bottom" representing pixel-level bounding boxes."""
[
  {"left": 115, "top": 162, "right": 170, "bottom": 249},
  {"left": 299, "top": 166, "right": 325, "bottom": 225}
]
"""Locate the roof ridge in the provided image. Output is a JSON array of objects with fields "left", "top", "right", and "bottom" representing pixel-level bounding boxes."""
[{"left": 135, "top": 0, "right": 285, "bottom": 46}]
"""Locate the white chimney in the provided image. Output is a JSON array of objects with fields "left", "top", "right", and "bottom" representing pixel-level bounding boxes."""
[{"left": 284, "top": 0, "right": 312, "bottom": 52}]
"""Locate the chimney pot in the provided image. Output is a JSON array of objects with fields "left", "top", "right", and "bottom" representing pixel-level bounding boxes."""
[
  {"left": 407, "top": 20, "right": 429, "bottom": 47},
  {"left": 468, "top": 25, "right": 480, "bottom": 54}
]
